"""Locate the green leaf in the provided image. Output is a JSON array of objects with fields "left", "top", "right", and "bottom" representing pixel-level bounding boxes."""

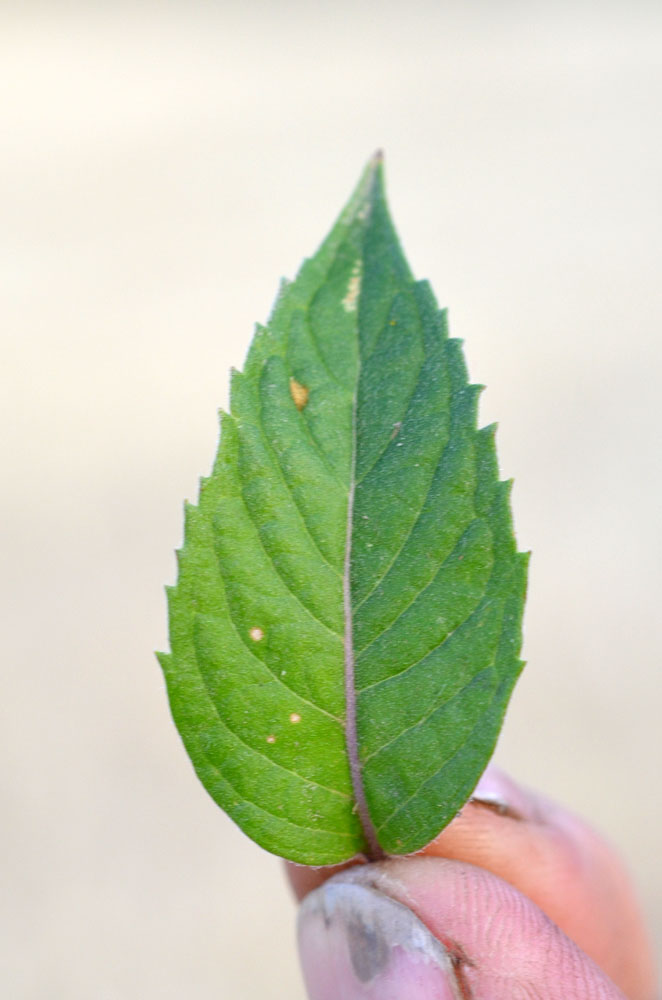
[{"left": 158, "top": 155, "right": 528, "bottom": 865}]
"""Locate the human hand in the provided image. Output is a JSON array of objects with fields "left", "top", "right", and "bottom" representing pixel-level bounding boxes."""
[{"left": 287, "top": 766, "right": 656, "bottom": 999}]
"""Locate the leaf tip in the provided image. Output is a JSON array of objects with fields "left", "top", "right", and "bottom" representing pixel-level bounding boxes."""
[
  {"left": 341, "top": 151, "right": 388, "bottom": 230},
  {"left": 366, "top": 149, "right": 386, "bottom": 199}
]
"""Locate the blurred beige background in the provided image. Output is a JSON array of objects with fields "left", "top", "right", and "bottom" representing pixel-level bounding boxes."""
[{"left": 3, "top": 1, "right": 661, "bottom": 997}]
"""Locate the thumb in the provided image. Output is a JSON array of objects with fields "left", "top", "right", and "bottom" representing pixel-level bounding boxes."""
[{"left": 297, "top": 859, "right": 629, "bottom": 1000}]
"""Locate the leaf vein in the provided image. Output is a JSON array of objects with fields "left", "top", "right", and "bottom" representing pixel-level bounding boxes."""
[
  {"left": 250, "top": 397, "right": 344, "bottom": 579},
  {"left": 302, "top": 306, "right": 346, "bottom": 388},
  {"left": 375, "top": 692, "right": 500, "bottom": 834},
  {"left": 355, "top": 519, "right": 482, "bottom": 657},
  {"left": 299, "top": 409, "right": 348, "bottom": 489},
  {"left": 360, "top": 615, "right": 504, "bottom": 764},
  {"left": 354, "top": 431, "right": 453, "bottom": 614},
  {"left": 234, "top": 486, "right": 344, "bottom": 639},
  {"left": 194, "top": 659, "right": 351, "bottom": 801},
  {"left": 355, "top": 331, "right": 424, "bottom": 488},
  {"left": 357, "top": 619, "right": 465, "bottom": 695},
  {"left": 203, "top": 539, "right": 344, "bottom": 724},
  {"left": 201, "top": 747, "right": 355, "bottom": 834},
  {"left": 360, "top": 291, "right": 400, "bottom": 365}
]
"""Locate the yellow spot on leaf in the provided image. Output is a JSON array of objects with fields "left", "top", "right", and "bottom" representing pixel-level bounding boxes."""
[
  {"left": 289, "top": 378, "right": 309, "bottom": 411},
  {"left": 266, "top": 734, "right": 276, "bottom": 744},
  {"left": 249, "top": 627, "right": 264, "bottom": 642},
  {"left": 289, "top": 712, "right": 301, "bottom": 724}
]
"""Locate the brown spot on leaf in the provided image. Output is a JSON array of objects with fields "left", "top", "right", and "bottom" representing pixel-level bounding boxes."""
[
  {"left": 249, "top": 627, "right": 264, "bottom": 642},
  {"left": 289, "top": 378, "right": 309, "bottom": 410},
  {"left": 289, "top": 712, "right": 301, "bottom": 724}
]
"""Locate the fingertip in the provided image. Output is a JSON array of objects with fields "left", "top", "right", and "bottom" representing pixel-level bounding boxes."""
[
  {"left": 297, "top": 875, "right": 460, "bottom": 1000},
  {"left": 421, "top": 767, "right": 656, "bottom": 1000},
  {"left": 287, "top": 768, "right": 656, "bottom": 1000},
  {"left": 301, "top": 859, "right": 630, "bottom": 1000}
]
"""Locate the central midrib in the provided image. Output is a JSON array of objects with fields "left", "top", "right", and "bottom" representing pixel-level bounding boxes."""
[{"left": 343, "top": 385, "right": 385, "bottom": 862}]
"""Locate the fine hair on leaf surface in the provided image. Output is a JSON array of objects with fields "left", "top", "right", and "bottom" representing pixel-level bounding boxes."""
[{"left": 158, "top": 154, "right": 528, "bottom": 866}]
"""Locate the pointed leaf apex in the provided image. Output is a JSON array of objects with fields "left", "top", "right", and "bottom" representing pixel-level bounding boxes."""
[
  {"left": 364, "top": 149, "right": 386, "bottom": 200},
  {"left": 339, "top": 152, "right": 387, "bottom": 229}
]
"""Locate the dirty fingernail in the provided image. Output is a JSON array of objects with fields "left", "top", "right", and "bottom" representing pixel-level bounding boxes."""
[
  {"left": 297, "top": 874, "right": 460, "bottom": 999},
  {"left": 471, "top": 763, "right": 535, "bottom": 820}
]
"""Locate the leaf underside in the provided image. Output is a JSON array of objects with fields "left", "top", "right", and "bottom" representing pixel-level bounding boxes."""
[{"left": 159, "top": 156, "right": 528, "bottom": 865}]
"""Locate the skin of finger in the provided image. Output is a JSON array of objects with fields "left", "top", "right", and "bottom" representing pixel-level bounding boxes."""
[
  {"left": 350, "top": 857, "right": 631, "bottom": 1000},
  {"left": 287, "top": 791, "right": 656, "bottom": 1000},
  {"left": 419, "top": 796, "right": 656, "bottom": 1000}
]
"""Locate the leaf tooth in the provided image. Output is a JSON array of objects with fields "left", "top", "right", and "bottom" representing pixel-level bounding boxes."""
[
  {"left": 518, "top": 550, "right": 531, "bottom": 572},
  {"left": 229, "top": 365, "right": 245, "bottom": 397},
  {"left": 492, "top": 477, "right": 516, "bottom": 514},
  {"left": 411, "top": 281, "right": 450, "bottom": 340},
  {"left": 477, "top": 421, "right": 498, "bottom": 445},
  {"left": 444, "top": 336, "right": 469, "bottom": 384},
  {"left": 463, "top": 382, "right": 484, "bottom": 423},
  {"left": 437, "top": 307, "right": 449, "bottom": 337}
]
